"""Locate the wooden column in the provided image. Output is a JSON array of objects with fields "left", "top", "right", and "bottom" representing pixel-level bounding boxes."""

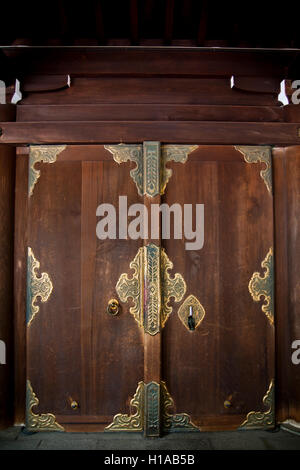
[
  {"left": 273, "top": 146, "right": 300, "bottom": 425},
  {"left": 143, "top": 142, "right": 162, "bottom": 437},
  {"left": 0, "top": 104, "right": 16, "bottom": 429}
]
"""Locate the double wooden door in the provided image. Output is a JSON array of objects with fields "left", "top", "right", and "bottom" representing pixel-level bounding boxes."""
[{"left": 25, "top": 143, "right": 274, "bottom": 434}]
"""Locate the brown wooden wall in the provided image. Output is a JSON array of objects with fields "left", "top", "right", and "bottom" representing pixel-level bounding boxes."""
[
  {"left": 0, "top": 48, "right": 300, "bottom": 428},
  {"left": 273, "top": 146, "right": 300, "bottom": 423},
  {"left": 0, "top": 105, "right": 15, "bottom": 429}
]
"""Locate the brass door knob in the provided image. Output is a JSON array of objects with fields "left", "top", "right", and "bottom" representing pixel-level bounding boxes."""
[
  {"left": 224, "top": 394, "right": 233, "bottom": 408},
  {"left": 68, "top": 396, "right": 79, "bottom": 410},
  {"left": 107, "top": 298, "right": 120, "bottom": 316}
]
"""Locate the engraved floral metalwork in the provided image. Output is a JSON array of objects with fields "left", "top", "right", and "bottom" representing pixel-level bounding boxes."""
[
  {"left": 144, "top": 141, "right": 161, "bottom": 197},
  {"left": 26, "top": 380, "right": 64, "bottom": 432},
  {"left": 116, "top": 244, "right": 186, "bottom": 334},
  {"left": 248, "top": 247, "right": 274, "bottom": 325},
  {"left": 106, "top": 380, "right": 198, "bottom": 434},
  {"left": 161, "top": 248, "right": 187, "bottom": 329},
  {"left": 161, "top": 145, "right": 198, "bottom": 195},
  {"left": 27, "top": 247, "right": 53, "bottom": 327},
  {"left": 235, "top": 145, "right": 272, "bottom": 194},
  {"left": 105, "top": 143, "right": 197, "bottom": 196},
  {"left": 144, "top": 382, "right": 160, "bottom": 437},
  {"left": 29, "top": 145, "right": 66, "bottom": 196},
  {"left": 115, "top": 246, "right": 144, "bottom": 330},
  {"left": 105, "top": 381, "right": 144, "bottom": 432},
  {"left": 144, "top": 244, "right": 161, "bottom": 335},
  {"left": 177, "top": 294, "right": 206, "bottom": 331},
  {"left": 239, "top": 379, "right": 275, "bottom": 429},
  {"left": 161, "top": 381, "right": 199, "bottom": 432},
  {"left": 105, "top": 144, "right": 143, "bottom": 195}
]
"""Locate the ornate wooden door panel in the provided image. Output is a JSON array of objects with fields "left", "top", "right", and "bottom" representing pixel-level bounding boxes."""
[
  {"left": 26, "top": 145, "right": 144, "bottom": 431},
  {"left": 162, "top": 145, "right": 274, "bottom": 430},
  {"left": 25, "top": 143, "right": 274, "bottom": 434}
]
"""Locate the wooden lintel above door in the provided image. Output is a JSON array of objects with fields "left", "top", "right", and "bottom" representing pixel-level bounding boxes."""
[{"left": 1, "top": 121, "right": 300, "bottom": 145}]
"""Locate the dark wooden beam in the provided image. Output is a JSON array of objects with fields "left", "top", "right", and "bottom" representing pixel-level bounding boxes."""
[
  {"left": 16, "top": 104, "right": 291, "bottom": 123},
  {"left": 197, "top": 0, "right": 208, "bottom": 46},
  {"left": 94, "top": 0, "right": 105, "bottom": 45},
  {"left": 164, "top": 0, "right": 174, "bottom": 45},
  {"left": 130, "top": 0, "right": 139, "bottom": 46},
  {"left": 3, "top": 48, "right": 294, "bottom": 78},
  {"left": 1, "top": 120, "right": 300, "bottom": 145},
  {"left": 58, "top": 0, "right": 72, "bottom": 44}
]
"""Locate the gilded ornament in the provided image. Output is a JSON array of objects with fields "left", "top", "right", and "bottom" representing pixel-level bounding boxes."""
[
  {"left": 160, "top": 145, "right": 198, "bottom": 195},
  {"left": 27, "top": 247, "right": 53, "bottom": 327},
  {"left": 105, "top": 382, "right": 144, "bottom": 432},
  {"left": 106, "top": 380, "right": 198, "bottom": 434},
  {"left": 116, "top": 244, "right": 186, "bottom": 334},
  {"left": 105, "top": 143, "right": 198, "bottom": 196},
  {"left": 235, "top": 145, "right": 272, "bottom": 193},
  {"left": 143, "top": 141, "right": 161, "bottom": 197},
  {"left": 144, "top": 244, "right": 161, "bottom": 335},
  {"left": 105, "top": 144, "right": 143, "bottom": 195},
  {"left": 177, "top": 294, "right": 206, "bottom": 331},
  {"left": 26, "top": 380, "right": 64, "bottom": 432},
  {"left": 144, "top": 382, "right": 160, "bottom": 437},
  {"left": 29, "top": 145, "right": 66, "bottom": 196},
  {"left": 161, "top": 248, "right": 186, "bottom": 329},
  {"left": 248, "top": 247, "right": 274, "bottom": 325},
  {"left": 115, "top": 246, "right": 144, "bottom": 330},
  {"left": 239, "top": 379, "right": 275, "bottom": 429},
  {"left": 161, "top": 381, "right": 199, "bottom": 432}
]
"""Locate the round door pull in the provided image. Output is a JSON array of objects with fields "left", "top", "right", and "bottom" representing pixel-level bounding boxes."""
[
  {"left": 224, "top": 394, "right": 233, "bottom": 409},
  {"left": 68, "top": 396, "right": 79, "bottom": 410},
  {"left": 107, "top": 298, "right": 120, "bottom": 316}
]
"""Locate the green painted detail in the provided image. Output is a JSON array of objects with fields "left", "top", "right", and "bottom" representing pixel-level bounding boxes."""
[
  {"left": 143, "top": 141, "right": 161, "bottom": 197},
  {"left": 144, "top": 382, "right": 160, "bottom": 437}
]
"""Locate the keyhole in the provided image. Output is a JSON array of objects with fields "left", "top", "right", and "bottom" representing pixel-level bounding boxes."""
[{"left": 188, "top": 306, "right": 195, "bottom": 331}]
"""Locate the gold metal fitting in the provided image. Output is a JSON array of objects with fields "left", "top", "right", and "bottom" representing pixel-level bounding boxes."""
[{"left": 107, "top": 298, "right": 120, "bottom": 316}]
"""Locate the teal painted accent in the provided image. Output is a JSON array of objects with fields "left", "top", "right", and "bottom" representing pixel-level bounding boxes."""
[
  {"left": 145, "top": 382, "right": 160, "bottom": 437},
  {"left": 26, "top": 248, "right": 32, "bottom": 326}
]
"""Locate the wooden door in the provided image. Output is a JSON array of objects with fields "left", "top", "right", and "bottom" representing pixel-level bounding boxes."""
[
  {"left": 161, "top": 145, "right": 274, "bottom": 431},
  {"left": 25, "top": 143, "right": 274, "bottom": 434},
  {"left": 26, "top": 145, "right": 144, "bottom": 432}
]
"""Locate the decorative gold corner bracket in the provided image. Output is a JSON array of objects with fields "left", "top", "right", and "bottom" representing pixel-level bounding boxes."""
[
  {"left": 160, "top": 145, "right": 198, "bottom": 195},
  {"left": 235, "top": 145, "right": 272, "bottom": 194},
  {"left": 248, "top": 247, "right": 274, "bottom": 326},
  {"left": 161, "top": 381, "right": 199, "bottom": 432},
  {"left": 177, "top": 294, "right": 206, "bottom": 331},
  {"left": 116, "top": 244, "right": 186, "bottom": 335},
  {"left": 105, "top": 380, "right": 199, "bottom": 433},
  {"left": 239, "top": 379, "right": 275, "bottom": 429},
  {"left": 29, "top": 145, "right": 66, "bottom": 197},
  {"left": 105, "top": 143, "right": 198, "bottom": 197},
  {"left": 27, "top": 247, "right": 53, "bottom": 327},
  {"left": 26, "top": 380, "right": 64, "bottom": 432},
  {"left": 105, "top": 381, "right": 144, "bottom": 432},
  {"left": 104, "top": 143, "right": 143, "bottom": 195}
]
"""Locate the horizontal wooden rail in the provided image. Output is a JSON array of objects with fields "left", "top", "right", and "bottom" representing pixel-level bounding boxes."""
[
  {"left": 0, "top": 121, "right": 300, "bottom": 145},
  {"left": 16, "top": 104, "right": 297, "bottom": 123}
]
